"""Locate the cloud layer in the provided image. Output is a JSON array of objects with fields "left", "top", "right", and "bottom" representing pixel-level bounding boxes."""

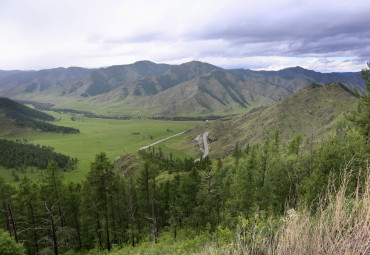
[{"left": 0, "top": 0, "right": 369, "bottom": 72}]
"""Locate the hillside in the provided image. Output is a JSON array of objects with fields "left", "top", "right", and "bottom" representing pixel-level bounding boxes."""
[
  {"left": 122, "top": 69, "right": 291, "bottom": 116},
  {"left": 0, "top": 61, "right": 172, "bottom": 99},
  {"left": 83, "top": 63, "right": 364, "bottom": 116},
  {"left": 0, "top": 98, "right": 79, "bottom": 136},
  {"left": 0, "top": 61, "right": 364, "bottom": 116},
  {"left": 189, "top": 83, "right": 358, "bottom": 157},
  {"left": 90, "top": 61, "right": 220, "bottom": 101},
  {"left": 0, "top": 97, "right": 55, "bottom": 121},
  {"left": 80, "top": 60, "right": 173, "bottom": 96},
  {"left": 0, "top": 67, "right": 91, "bottom": 98}
]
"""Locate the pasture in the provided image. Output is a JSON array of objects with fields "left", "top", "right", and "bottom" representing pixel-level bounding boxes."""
[{"left": 2, "top": 111, "right": 199, "bottom": 183}]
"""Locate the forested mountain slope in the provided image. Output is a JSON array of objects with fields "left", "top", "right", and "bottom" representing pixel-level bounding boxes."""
[{"left": 0, "top": 98, "right": 79, "bottom": 135}]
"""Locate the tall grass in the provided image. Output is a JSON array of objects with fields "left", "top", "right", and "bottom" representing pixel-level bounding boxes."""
[
  {"left": 273, "top": 168, "right": 370, "bottom": 255},
  {"left": 200, "top": 167, "right": 370, "bottom": 255}
]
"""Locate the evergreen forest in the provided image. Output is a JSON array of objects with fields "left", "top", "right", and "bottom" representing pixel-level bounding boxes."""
[{"left": 0, "top": 98, "right": 79, "bottom": 134}]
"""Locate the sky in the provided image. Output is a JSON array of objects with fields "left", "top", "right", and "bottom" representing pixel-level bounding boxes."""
[{"left": 0, "top": 0, "right": 369, "bottom": 72}]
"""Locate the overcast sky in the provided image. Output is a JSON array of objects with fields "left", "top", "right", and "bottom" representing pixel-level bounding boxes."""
[{"left": 0, "top": 0, "right": 369, "bottom": 72}]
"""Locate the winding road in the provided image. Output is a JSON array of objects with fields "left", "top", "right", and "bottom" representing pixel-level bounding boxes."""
[
  {"left": 139, "top": 131, "right": 185, "bottom": 150},
  {"left": 195, "top": 131, "right": 209, "bottom": 162}
]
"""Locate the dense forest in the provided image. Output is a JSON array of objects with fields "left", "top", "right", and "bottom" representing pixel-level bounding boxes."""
[
  {"left": 0, "top": 98, "right": 55, "bottom": 121},
  {"left": 27, "top": 119, "right": 80, "bottom": 134},
  {"left": 0, "top": 98, "right": 80, "bottom": 134},
  {"left": 0, "top": 139, "right": 77, "bottom": 170},
  {"left": 0, "top": 66, "right": 369, "bottom": 254}
]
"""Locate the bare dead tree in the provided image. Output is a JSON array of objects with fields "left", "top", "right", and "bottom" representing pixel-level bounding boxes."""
[{"left": 8, "top": 203, "right": 19, "bottom": 243}]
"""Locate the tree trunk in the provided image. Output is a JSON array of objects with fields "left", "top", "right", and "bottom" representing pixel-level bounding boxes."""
[
  {"left": 96, "top": 211, "right": 103, "bottom": 250},
  {"left": 47, "top": 200, "right": 58, "bottom": 255},
  {"left": 29, "top": 202, "right": 39, "bottom": 254},
  {"left": 8, "top": 203, "right": 19, "bottom": 243},
  {"left": 151, "top": 174, "right": 158, "bottom": 243},
  {"left": 103, "top": 181, "right": 111, "bottom": 251},
  {"left": 73, "top": 208, "right": 82, "bottom": 249},
  {"left": 144, "top": 167, "right": 151, "bottom": 240},
  {"left": 110, "top": 196, "right": 117, "bottom": 244},
  {"left": 2, "top": 191, "right": 12, "bottom": 236},
  {"left": 127, "top": 182, "right": 136, "bottom": 247},
  {"left": 52, "top": 170, "right": 64, "bottom": 227},
  {"left": 131, "top": 221, "right": 135, "bottom": 247}
]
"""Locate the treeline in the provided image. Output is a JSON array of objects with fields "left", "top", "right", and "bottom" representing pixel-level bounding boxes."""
[
  {"left": 17, "top": 100, "right": 55, "bottom": 111},
  {"left": 138, "top": 147, "right": 209, "bottom": 173},
  {"left": 51, "top": 108, "right": 133, "bottom": 120},
  {"left": 51, "top": 108, "right": 229, "bottom": 121},
  {"left": 18, "top": 99, "right": 232, "bottom": 122},
  {"left": 151, "top": 115, "right": 232, "bottom": 121},
  {"left": 0, "top": 139, "right": 77, "bottom": 170},
  {"left": 28, "top": 119, "right": 80, "bottom": 133},
  {"left": 12, "top": 117, "right": 80, "bottom": 134},
  {"left": 0, "top": 97, "right": 80, "bottom": 134},
  {"left": 0, "top": 97, "right": 55, "bottom": 121}
]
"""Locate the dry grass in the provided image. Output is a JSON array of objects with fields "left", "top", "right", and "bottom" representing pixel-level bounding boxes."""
[
  {"left": 200, "top": 167, "right": 370, "bottom": 255},
  {"left": 274, "top": 168, "right": 370, "bottom": 255}
]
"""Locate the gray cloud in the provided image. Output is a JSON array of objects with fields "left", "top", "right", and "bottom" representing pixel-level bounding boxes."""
[
  {"left": 191, "top": 5, "right": 370, "bottom": 58},
  {"left": 0, "top": 0, "right": 369, "bottom": 72}
]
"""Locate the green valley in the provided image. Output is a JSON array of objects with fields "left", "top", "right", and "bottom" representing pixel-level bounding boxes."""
[
  {"left": 0, "top": 61, "right": 369, "bottom": 255},
  {"left": 0, "top": 110, "right": 199, "bottom": 183}
]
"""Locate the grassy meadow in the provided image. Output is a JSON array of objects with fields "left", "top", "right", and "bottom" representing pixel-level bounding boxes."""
[{"left": 1, "top": 111, "right": 200, "bottom": 184}]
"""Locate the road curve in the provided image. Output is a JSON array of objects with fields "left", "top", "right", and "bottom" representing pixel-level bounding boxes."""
[
  {"left": 195, "top": 131, "right": 209, "bottom": 162},
  {"left": 139, "top": 131, "right": 185, "bottom": 150}
]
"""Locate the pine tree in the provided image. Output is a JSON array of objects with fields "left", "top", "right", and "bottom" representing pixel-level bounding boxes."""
[
  {"left": 85, "top": 152, "right": 116, "bottom": 251},
  {"left": 347, "top": 62, "right": 370, "bottom": 143},
  {"left": 64, "top": 182, "right": 82, "bottom": 249},
  {"left": 41, "top": 161, "right": 65, "bottom": 228},
  {"left": 16, "top": 177, "right": 40, "bottom": 254}
]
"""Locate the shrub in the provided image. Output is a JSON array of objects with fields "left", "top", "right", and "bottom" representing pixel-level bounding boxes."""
[{"left": 0, "top": 230, "right": 24, "bottom": 255}]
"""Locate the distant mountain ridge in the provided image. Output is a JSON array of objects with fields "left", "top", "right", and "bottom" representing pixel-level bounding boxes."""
[{"left": 0, "top": 61, "right": 365, "bottom": 116}]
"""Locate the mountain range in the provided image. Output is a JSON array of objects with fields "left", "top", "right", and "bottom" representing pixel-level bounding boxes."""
[{"left": 0, "top": 61, "right": 364, "bottom": 116}]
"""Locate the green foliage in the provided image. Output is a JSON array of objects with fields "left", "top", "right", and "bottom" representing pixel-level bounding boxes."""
[
  {"left": 346, "top": 62, "right": 370, "bottom": 143},
  {"left": 0, "top": 97, "right": 80, "bottom": 134},
  {"left": 0, "top": 229, "right": 24, "bottom": 255},
  {"left": 0, "top": 139, "right": 77, "bottom": 169},
  {"left": 0, "top": 97, "right": 54, "bottom": 121},
  {"left": 300, "top": 129, "right": 368, "bottom": 204},
  {"left": 232, "top": 142, "right": 242, "bottom": 161},
  {"left": 28, "top": 119, "right": 80, "bottom": 133},
  {"left": 288, "top": 134, "right": 302, "bottom": 155}
]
